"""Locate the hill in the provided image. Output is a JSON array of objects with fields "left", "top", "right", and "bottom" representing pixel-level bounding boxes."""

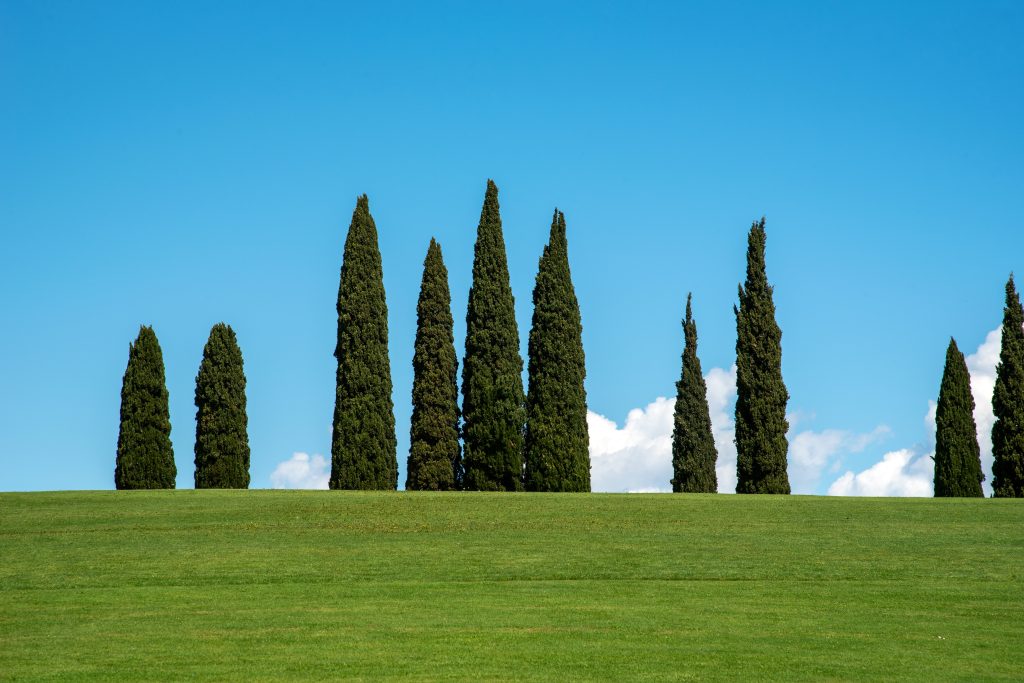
[{"left": 1, "top": 491, "right": 1021, "bottom": 681}]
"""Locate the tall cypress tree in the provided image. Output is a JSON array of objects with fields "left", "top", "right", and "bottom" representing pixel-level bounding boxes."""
[
  {"left": 407, "top": 238, "right": 461, "bottom": 491},
  {"left": 461, "top": 180, "right": 526, "bottom": 491},
  {"left": 671, "top": 293, "right": 718, "bottom": 493},
  {"left": 524, "top": 210, "right": 590, "bottom": 492},
  {"left": 992, "top": 274, "right": 1024, "bottom": 497},
  {"left": 194, "top": 323, "right": 250, "bottom": 489},
  {"left": 115, "top": 325, "right": 176, "bottom": 489},
  {"left": 934, "top": 338, "right": 984, "bottom": 497},
  {"left": 330, "top": 195, "right": 397, "bottom": 490},
  {"left": 734, "top": 218, "right": 790, "bottom": 494}
]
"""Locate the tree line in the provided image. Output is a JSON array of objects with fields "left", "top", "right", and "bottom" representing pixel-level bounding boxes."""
[{"left": 113, "top": 181, "right": 1024, "bottom": 497}]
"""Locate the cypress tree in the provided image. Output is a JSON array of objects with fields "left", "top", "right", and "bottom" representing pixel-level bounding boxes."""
[
  {"left": 461, "top": 180, "right": 526, "bottom": 491},
  {"left": 330, "top": 195, "right": 397, "bottom": 490},
  {"left": 933, "top": 338, "right": 984, "bottom": 497},
  {"left": 992, "top": 274, "right": 1024, "bottom": 497},
  {"left": 734, "top": 218, "right": 791, "bottom": 494},
  {"left": 407, "top": 238, "right": 461, "bottom": 491},
  {"left": 524, "top": 210, "right": 590, "bottom": 492},
  {"left": 115, "top": 325, "right": 176, "bottom": 489},
  {"left": 194, "top": 323, "right": 250, "bottom": 489},
  {"left": 671, "top": 293, "right": 718, "bottom": 493}
]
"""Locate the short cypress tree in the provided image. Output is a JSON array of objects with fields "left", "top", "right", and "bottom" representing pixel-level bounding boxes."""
[
  {"left": 933, "top": 338, "right": 984, "bottom": 497},
  {"left": 524, "top": 210, "right": 590, "bottom": 492},
  {"left": 461, "top": 180, "right": 526, "bottom": 491},
  {"left": 671, "top": 293, "right": 718, "bottom": 493},
  {"left": 407, "top": 238, "right": 461, "bottom": 491},
  {"left": 734, "top": 218, "right": 791, "bottom": 494},
  {"left": 992, "top": 274, "right": 1024, "bottom": 497},
  {"left": 115, "top": 325, "right": 176, "bottom": 489},
  {"left": 330, "top": 195, "right": 397, "bottom": 490},
  {"left": 194, "top": 323, "right": 250, "bottom": 489}
]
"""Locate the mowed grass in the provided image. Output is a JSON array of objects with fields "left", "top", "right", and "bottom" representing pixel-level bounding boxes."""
[{"left": 1, "top": 492, "right": 1021, "bottom": 681}]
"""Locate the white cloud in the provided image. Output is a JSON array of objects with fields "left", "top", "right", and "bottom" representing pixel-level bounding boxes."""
[
  {"left": 706, "top": 366, "right": 739, "bottom": 493},
  {"left": 588, "top": 397, "right": 675, "bottom": 493},
  {"left": 827, "top": 449, "right": 934, "bottom": 497},
  {"left": 788, "top": 426, "right": 890, "bottom": 494},
  {"left": 924, "top": 400, "right": 937, "bottom": 441},
  {"left": 587, "top": 366, "right": 738, "bottom": 493},
  {"left": 966, "top": 327, "right": 1000, "bottom": 486},
  {"left": 270, "top": 452, "right": 330, "bottom": 489},
  {"left": 826, "top": 326, "right": 1003, "bottom": 497}
]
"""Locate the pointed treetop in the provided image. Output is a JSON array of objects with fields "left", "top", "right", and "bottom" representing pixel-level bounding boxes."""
[
  {"left": 350, "top": 194, "right": 372, "bottom": 230},
  {"left": 684, "top": 293, "right": 699, "bottom": 351},
  {"left": 343, "top": 194, "right": 377, "bottom": 257},
  {"left": 136, "top": 324, "right": 158, "bottom": 347},
  {"left": 1002, "top": 272, "right": 1023, "bottom": 334},
  {"left": 550, "top": 208, "right": 566, "bottom": 239},
  {"left": 473, "top": 181, "right": 505, "bottom": 250},
  {"left": 356, "top": 193, "right": 372, "bottom": 220},
  {"left": 480, "top": 180, "right": 500, "bottom": 221},
  {"left": 208, "top": 321, "right": 235, "bottom": 341},
  {"left": 541, "top": 209, "right": 568, "bottom": 263},
  {"left": 743, "top": 217, "right": 769, "bottom": 292}
]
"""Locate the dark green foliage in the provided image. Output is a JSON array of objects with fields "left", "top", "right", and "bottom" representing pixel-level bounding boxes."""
[
  {"left": 115, "top": 326, "right": 176, "bottom": 489},
  {"left": 194, "top": 323, "right": 250, "bottom": 489},
  {"left": 933, "top": 338, "right": 984, "bottom": 497},
  {"left": 407, "top": 239, "right": 461, "bottom": 491},
  {"left": 461, "top": 180, "right": 526, "bottom": 491},
  {"left": 331, "top": 195, "right": 397, "bottom": 490},
  {"left": 671, "top": 294, "right": 718, "bottom": 493},
  {"left": 992, "top": 275, "right": 1024, "bottom": 497},
  {"left": 734, "top": 218, "right": 791, "bottom": 494},
  {"left": 524, "top": 210, "right": 590, "bottom": 492}
]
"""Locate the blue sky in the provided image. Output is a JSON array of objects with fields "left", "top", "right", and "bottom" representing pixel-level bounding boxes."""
[{"left": 2, "top": 0, "right": 1022, "bottom": 493}]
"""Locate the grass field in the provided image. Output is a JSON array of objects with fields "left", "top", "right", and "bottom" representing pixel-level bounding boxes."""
[{"left": 1, "top": 491, "right": 1021, "bottom": 681}]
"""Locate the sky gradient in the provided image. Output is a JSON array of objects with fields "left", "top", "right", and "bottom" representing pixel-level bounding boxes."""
[{"left": 2, "top": 1, "right": 1023, "bottom": 493}]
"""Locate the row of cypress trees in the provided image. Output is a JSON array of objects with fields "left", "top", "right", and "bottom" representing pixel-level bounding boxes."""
[
  {"left": 113, "top": 184, "right": 1024, "bottom": 498},
  {"left": 933, "top": 275, "right": 1024, "bottom": 497},
  {"left": 114, "top": 323, "right": 249, "bottom": 489},
  {"left": 331, "top": 181, "right": 591, "bottom": 492}
]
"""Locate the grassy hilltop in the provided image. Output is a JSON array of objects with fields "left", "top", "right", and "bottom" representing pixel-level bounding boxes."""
[{"left": 1, "top": 491, "right": 1021, "bottom": 681}]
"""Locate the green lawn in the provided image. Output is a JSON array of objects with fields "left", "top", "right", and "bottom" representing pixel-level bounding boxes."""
[{"left": 1, "top": 491, "right": 1021, "bottom": 681}]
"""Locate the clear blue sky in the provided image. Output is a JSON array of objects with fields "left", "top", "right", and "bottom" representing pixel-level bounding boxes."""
[{"left": 2, "top": 0, "right": 1022, "bottom": 493}]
